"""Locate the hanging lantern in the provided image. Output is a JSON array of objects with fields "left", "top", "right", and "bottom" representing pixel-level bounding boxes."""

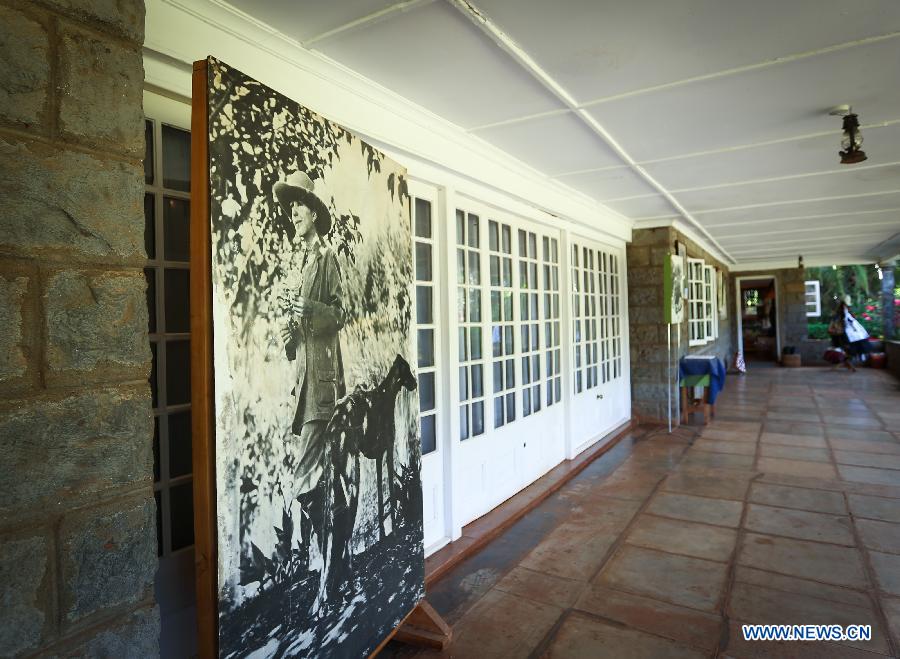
[{"left": 839, "top": 112, "right": 867, "bottom": 164}]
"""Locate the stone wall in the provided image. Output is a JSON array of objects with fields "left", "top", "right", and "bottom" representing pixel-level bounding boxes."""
[
  {"left": 0, "top": 1, "right": 158, "bottom": 656},
  {"left": 627, "top": 227, "right": 733, "bottom": 424}
]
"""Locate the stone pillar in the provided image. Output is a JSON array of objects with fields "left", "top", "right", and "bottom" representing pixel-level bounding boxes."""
[
  {"left": 882, "top": 264, "right": 896, "bottom": 341},
  {"left": 0, "top": 1, "right": 158, "bottom": 656}
]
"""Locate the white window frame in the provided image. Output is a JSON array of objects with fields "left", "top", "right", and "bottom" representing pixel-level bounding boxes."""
[
  {"left": 805, "top": 280, "right": 821, "bottom": 317},
  {"left": 687, "top": 258, "right": 706, "bottom": 346},
  {"left": 704, "top": 264, "right": 718, "bottom": 342}
]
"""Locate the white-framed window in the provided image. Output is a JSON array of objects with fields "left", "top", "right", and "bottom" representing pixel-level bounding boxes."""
[
  {"left": 518, "top": 229, "right": 542, "bottom": 417},
  {"left": 542, "top": 237, "right": 562, "bottom": 406},
  {"left": 413, "top": 197, "right": 440, "bottom": 455},
  {"left": 688, "top": 258, "right": 706, "bottom": 346},
  {"left": 145, "top": 117, "right": 194, "bottom": 558},
  {"left": 805, "top": 280, "right": 821, "bottom": 317},
  {"left": 456, "top": 209, "right": 486, "bottom": 440},
  {"left": 599, "top": 250, "right": 623, "bottom": 381},
  {"left": 704, "top": 264, "right": 718, "bottom": 341},
  {"left": 489, "top": 219, "right": 517, "bottom": 428},
  {"left": 572, "top": 244, "right": 600, "bottom": 392}
]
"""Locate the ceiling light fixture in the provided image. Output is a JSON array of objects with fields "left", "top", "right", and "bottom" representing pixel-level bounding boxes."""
[{"left": 829, "top": 105, "right": 867, "bottom": 164}]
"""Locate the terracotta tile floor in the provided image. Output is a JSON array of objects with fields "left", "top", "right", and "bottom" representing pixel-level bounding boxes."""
[{"left": 385, "top": 366, "right": 900, "bottom": 658}]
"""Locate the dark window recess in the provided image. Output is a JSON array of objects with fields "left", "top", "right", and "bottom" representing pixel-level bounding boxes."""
[
  {"left": 421, "top": 415, "right": 436, "bottom": 454},
  {"left": 145, "top": 268, "right": 157, "bottom": 334},
  {"left": 169, "top": 482, "right": 195, "bottom": 551},
  {"left": 163, "top": 197, "right": 190, "bottom": 261},
  {"left": 144, "top": 120, "right": 154, "bottom": 185},
  {"left": 419, "top": 372, "right": 435, "bottom": 412},
  {"left": 150, "top": 342, "right": 158, "bottom": 408},
  {"left": 153, "top": 417, "right": 161, "bottom": 482},
  {"left": 414, "top": 198, "right": 431, "bottom": 238},
  {"left": 144, "top": 193, "right": 156, "bottom": 258},
  {"left": 154, "top": 490, "right": 163, "bottom": 556},
  {"left": 168, "top": 411, "right": 192, "bottom": 478},
  {"left": 165, "top": 340, "right": 191, "bottom": 406},
  {"left": 163, "top": 269, "right": 190, "bottom": 333},
  {"left": 162, "top": 125, "right": 191, "bottom": 192}
]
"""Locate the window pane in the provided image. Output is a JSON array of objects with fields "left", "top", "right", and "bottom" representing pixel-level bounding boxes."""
[
  {"left": 169, "top": 481, "right": 195, "bottom": 551},
  {"left": 471, "top": 364, "right": 483, "bottom": 398},
  {"left": 494, "top": 397, "right": 504, "bottom": 427},
  {"left": 456, "top": 209, "right": 465, "bottom": 244},
  {"left": 419, "top": 372, "right": 435, "bottom": 412},
  {"left": 468, "top": 251, "right": 480, "bottom": 285},
  {"left": 145, "top": 268, "right": 156, "bottom": 333},
  {"left": 416, "top": 286, "right": 433, "bottom": 324},
  {"left": 468, "top": 289, "right": 481, "bottom": 322},
  {"left": 168, "top": 410, "right": 192, "bottom": 478},
  {"left": 144, "top": 120, "right": 154, "bottom": 184},
  {"left": 490, "top": 290, "right": 501, "bottom": 322},
  {"left": 458, "top": 328, "right": 468, "bottom": 361},
  {"left": 421, "top": 414, "right": 436, "bottom": 454},
  {"left": 458, "top": 366, "right": 469, "bottom": 400},
  {"left": 467, "top": 214, "right": 479, "bottom": 248},
  {"left": 417, "top": 329, "right": 434, "bottom": 367},
  {"left": 144, "top": 193, "right": 156, "bottom": 259},
  {"left": 501, "top": 225, "right": 511, "bottom": 253},
  {"left": 492, "top": 327, "right": 502, "bottom": 357},
  {"left": 470, "top": 327, "right": 482, "bottom": 360},
  {"left": 459, "top": 406, "right": 469, "bottom": 440},
  {"left": 506, "top": 392, "right": 515, "bottom": 422},
  {"left": 414, "top": 198, "right": 432, "bottom": 238},
  {"left": 150, "top": 342, "right": 158, "bottom": 408},
  {"left": 162, "top": 124, "right": 190, "bottom": 192},
  {"left": 153, "top": 417, "right": 160, "bottom": 482},
  {"left": 415, "top": 243, "right": 432, "bottom": 281},
  {"left": 493, "top": 362, "right": 503, "bottom": 393},
  {"left": 472, "top": 401, "right": 484, "bottom": 435},
  {"left": 166, "top": 340, "right": 191, "bottom": 405},
  {"left": 164, "top": 268, "right": 190, "bottom": 333},
  {"left": 163, "top": 197, "right": 190, "bottom": 262},
  {"left": 489, "top": 221, "right": 499, "bottom": 251},
  {"left": 518, "top": 229, "right": 527, "bottom": 257},
  {"left": 456, "top": 250, "right": 465, "bottom": 284},
  {"left": 489, "top": 255, "right": 500, "bottom": 287},
  {"left": 155, "top": 490, "right": 163, "bottom": 556}
]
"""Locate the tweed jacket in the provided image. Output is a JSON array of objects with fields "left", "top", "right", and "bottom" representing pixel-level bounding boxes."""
[{"left": 284, "top": 244, "right": 346, "bottom": 432}]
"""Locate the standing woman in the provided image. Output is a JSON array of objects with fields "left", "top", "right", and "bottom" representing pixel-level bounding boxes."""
[
  {"left": 274, "top": 171, "right": 347, "bottom": 581},
  {"left": 840, "top": 300, "right": 870, "bottom": 368}
]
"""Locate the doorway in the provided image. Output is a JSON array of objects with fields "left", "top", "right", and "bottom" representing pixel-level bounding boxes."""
[{"left": 735, "top": 275, "right": 781, "bottom": 364}]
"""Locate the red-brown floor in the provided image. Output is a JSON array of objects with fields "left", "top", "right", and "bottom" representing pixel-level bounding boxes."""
[{"left": 387, "top": 366, "right": 900, "bottom": 658}]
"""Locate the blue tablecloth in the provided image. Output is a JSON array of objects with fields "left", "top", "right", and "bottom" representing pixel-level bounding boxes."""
[{"left": 680, "top": 356, "right": 727, "bottom": 404}]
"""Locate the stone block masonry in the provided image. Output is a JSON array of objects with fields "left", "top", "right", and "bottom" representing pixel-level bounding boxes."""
[
  {"left": 627, "top": 227, "right": 734, "bottom": 424},
  {"left": 0, "top": 0, "right": 158, "bottom": 656}
]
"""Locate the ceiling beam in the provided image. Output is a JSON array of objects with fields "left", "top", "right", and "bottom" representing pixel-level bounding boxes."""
[
  {"left": 304, "top": 0, "right": 435, "bottom": 46},
  {"left": 446, "top": 0, "right": 735, "bottom": 264}
]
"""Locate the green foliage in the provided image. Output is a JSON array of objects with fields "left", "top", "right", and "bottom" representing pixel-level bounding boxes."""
[{"left": 806, "top": 264, "right": 896, "bottom": 339}]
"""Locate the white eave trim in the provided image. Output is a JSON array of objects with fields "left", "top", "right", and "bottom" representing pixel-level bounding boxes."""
[{"left": 143, "top": 0, "right": 632, "bottom": 244}]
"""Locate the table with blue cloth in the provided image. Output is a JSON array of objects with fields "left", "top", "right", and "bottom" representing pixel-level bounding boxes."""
[{"left": 679, "top": 355, "right": 727, "bottom": 424}]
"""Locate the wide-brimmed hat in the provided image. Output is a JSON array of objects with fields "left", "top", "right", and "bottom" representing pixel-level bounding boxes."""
[{"left": 273, "top": 171, "right": 332, "bottom": 236}]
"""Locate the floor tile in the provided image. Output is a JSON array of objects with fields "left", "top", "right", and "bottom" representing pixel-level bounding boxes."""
[
  {"left": 442, "top": 589, "right": 562, "bottom": 658},
  {"left": 882, "top": 596, "right": 900, "bottom": 650},
  {"left": 847, "top": 494, "right": 900, "bottom": 524},
  {"left": 759, "top": 432, "right": 828, "bottom": 448},
  {"left": 748, "top": 483, "right": 847, "bottom": 515},
  {"left": 870, "top": 552, "right": 900, "bottom": 596},
  {"left": 734, "top": 566, "right": 871, "bottom": 608},
  {"left": 822, "top": 415, "right": 885, "bottom": 430},
  {"left": 756, "top": 457, "right": 838, "bottom": 479},
  {"left": 663, "top": 468, "right": 752, "bottom": 501},
  {"left": 728, "top": 581, "right": 889, "bottom": 654},
  {"left": 626, "top": 514, "right": 737, "bottom": 562},
  {"left": 586, "top": 471, "right": 663, "bottom": 503},
  {"left": 691, "top": 439, "right": 757, "bottom": 456},
  {"left": 829, "top": 438, "right": 900, "bottom": 455},
  {"left": 494, "top": 566, "right": 583, "bottom": 609},
  {"left": 839, "top": 465, "right": 900, "bottom": 487},
  {"left": 826, "top": 428, "right": 898, "bottom": 442},
  {"left": 744, "top": 503, "right": 854, "bottom": 546},
  {"left": 679, "top": 450, "right": 756, "bottom": 471},
  {"left": 758, "top": 444, "right": 832, "bottom": 463},
  {"left": 738, "top": 533, "right": 869, "bottom": 589},
  {"left": 698, "top": 428, "right": 759, "bottom": 442},
  {"left": 646, "top": 491, "right": 743, "bottom": 528},
  {"left": 856, "top": 519, "right": 900, "bottom": 555},
  {"left": 539, "top": 612, "right": 706, "bottom": 659},
  {"left": 596, "top": 545, "right": 728, "bottom": 612},
  {"left": 574, "top": 585, "right": 722, "bottom": 653},
  {"left": 765, "top": 410, "right": 822, "bottom": 423},
  {"left": 763, "top": 421, "right": 825, "bottom": 437},
  {"left": 835, "top": 451, "right": 900, "bottom": 471}
]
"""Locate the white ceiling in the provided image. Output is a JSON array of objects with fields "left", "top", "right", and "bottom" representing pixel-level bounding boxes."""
[{"left": 225, "top": 0, "right": 900, "bottom": 266}]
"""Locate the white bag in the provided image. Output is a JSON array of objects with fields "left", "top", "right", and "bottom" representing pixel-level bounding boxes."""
[{"left": 844, "top": 310, "right": 869, "bottom": 343}]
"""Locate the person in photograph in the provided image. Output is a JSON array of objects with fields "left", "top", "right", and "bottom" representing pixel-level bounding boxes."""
[{"left": 274, "top": 170, "right": 349, "bottom": 580}]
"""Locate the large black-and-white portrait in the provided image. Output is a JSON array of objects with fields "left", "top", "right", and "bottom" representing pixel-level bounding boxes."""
[{"left": 204, "top": 58, "right": 425, "bottom": 658}]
